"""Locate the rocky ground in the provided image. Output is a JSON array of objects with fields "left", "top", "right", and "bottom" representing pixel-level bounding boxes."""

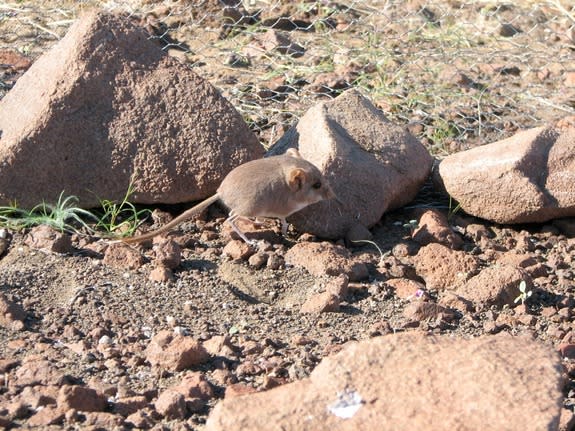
[{"left": 1, "top": 1, "right": 575, "bottom": 430}]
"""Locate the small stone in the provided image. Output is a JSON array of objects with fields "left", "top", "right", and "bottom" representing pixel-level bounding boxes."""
[
  {"left": 27, "top": 406, "right": 65, "bottom": 427},
  {"left": 223, "top": 240, "right": 255, "bottom": 261},
  {"left": 103, "top": 243, "right": 145, "bottom": 270},
  {"left": 57, "top": 385, "right": 108, "bottom": 412},
  {"left": 154, "top": 389, "right": 187, "bottom": 420},
  {"left": 24, "top": 225, "right": 73, "bottom": 253},
  {"left": 300, "top": 292, "right": 340, "bottom": 314},
  {"left": 248, "top": 252, "right": 268, "bottom": 269},
  {"left": 153, "top": 238, "right": 182, "bottom": 269},
  {"left": 412, "top": 209, "right": 463, "bottom": 249},
  {"left": 266, "top": 253, "right": 284, "bottom": 270},
  {"left": 145, "top": 330, "right": 210, "bottom": 371},
  {"left": 149, "top": 265, "right": 174, "bottom": 283}
]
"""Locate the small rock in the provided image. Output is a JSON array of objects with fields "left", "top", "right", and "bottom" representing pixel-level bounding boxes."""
[
  {"left": 154, "top": 389, "right": 187, "bottom": 420},
  {"left": 82, "top": 411, "right": 125, "bottom": 428},
  {"left": 24, "top": 225, "right": 73, "bottom": 253},
  {"left": 113, "top": 395, "right": 149, "bottom": 417},
  {"left": 412, "top": 209, "right": 463, "bottom": 249},
  {"left": 248, "top": 252, "right": 268, "bottom": 269},
  {"left": 57, "top": 385, "right": 108, "bottom": 412},
  {"left": 125, "top": 408, "right": 155, "bottom": 429},
  {"left": 385, "top": 278, "right": 426, "bottom": 300},
  {"left": 171, "top": 372, "right": 214, "bottom": 400},
  {"left": 145, "top": 330, "right": 210, "bottom": 371},
  {"left": 153, "top": 238, "right": 181, "bottom": 269},
  {"left": 285, "top": 241, "right": 368, "bottom": 281},
  {"left": 266, "top": 253, "right": 284, "bottom": 270},
  {"left": 438, "top": 291, "right": 474, "bottom": 313},
  {"left": 403, "top": 301, "right": 453, "bottom": 323},
  {"left": 103, "top": 243, "right": 145, "bottom": 270},
  {"left": 27, "top": 406, "right": 65, "bottom": 427},
  {"left": 456, "top": 265, "right": 533, "bottom": 310},
  {"left": 14, "top": 357, "right": 71, "bottom": 387},
  {"left": 300, "top": 292, "right": 340, "bottom": 314},
  {"left": 0, "top": 293, "right": 26, "bottom": 330},
  {"left": 149, "top": 265, "right": 174, "bottom": 283},
  {"left": 415, "top": 243, "right": 479, "bottom": 290},
  {"left": 325, "top": 274, "right": 349, "bottom": 299},
  {"left": 222, "top": 240, "right": 255, "bottom": 261}
]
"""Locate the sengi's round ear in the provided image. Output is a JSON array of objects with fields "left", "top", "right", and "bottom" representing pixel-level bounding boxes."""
[{"left": 288, "top": 168, "right": 307, "bottom": 192}]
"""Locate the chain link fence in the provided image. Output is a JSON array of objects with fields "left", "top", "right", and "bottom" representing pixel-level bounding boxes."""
[{"left": 1, "top": 1, "right": 574, "bottom": 156}]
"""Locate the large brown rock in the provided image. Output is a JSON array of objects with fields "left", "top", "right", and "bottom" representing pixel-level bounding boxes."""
[
  {"left": 437, "top": 125, "right": 575, "bottom": 224},
  {"left": 269, "top": 89, "right": 432, "bottom": 239},
  {"left": 0, "top": 11, "right": 262, "bottom": 209},
  {"left": 205, "top": 333, "right": 563, "bottom": 431}
]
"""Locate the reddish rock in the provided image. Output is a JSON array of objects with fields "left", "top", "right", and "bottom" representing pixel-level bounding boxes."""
[
  {"left": 145, "top": 330, "right": 210, "bottom": 371},
  {"left": 456, "top": 265, "right": 533, "bottom": 310},
  {"left": 154, "top": 389, "right": 187, "bottom": 420},
  {"left": 125, "top": 408, "right": 155, "bottom": 429},
  {"left": 0, "top": 11, "right": 262, "bottom": 209},
  {"left": 27, "top": 406, "right": 65, "bottom": 427},
  {"left": 82, "top": 411, "right": 124, "bottom": 428},
  {"left": 57, "top": 385, "right": 108, "bottom": 412},
  {"left": 385, "top": 278, "right": 426, "bottom": 300},
  {"left": 285, "top": 242, "right": 369, "bottom": 281},
  {"left": 149, "top": 265, "right": 174, "bottom": 283},
  {"left": 270, "top": 89, "right": 433, "bottom": 239},
  {"left": 224, "top": 383, "right": 258, "bottom": 398},
  {"left": 18, "top": 385, "right": 59, "bottom": 408},
  {"left": 113, "top": 395, "right": 149, "bottom": 417},
  {"left": 0, "top": 49, "right": 32, "bottom": 71},
  {"left": 205, "top": 334, "right": 563, "bottom": 431},
  {"left": 153, "top": 238, "right": 181, "bottom": 269},
  {"left": 0, "top": 293, "right": 26, "bottom": 330},
  {"left": 300, "top": 292, "right": 340, "bottom": 314},
  {"left": 223, "top": 239, "right": 255, "bottom": 261},
  {"left": 248, "top": 251, "right": 269, "bottom": 269},
  {"left": 403, "top": 301, "right": 454, "bottom": 324},
  {"left": 103, "top": 243, "right": 145, "bottom": 270},
  {"left": 325, "top": 274, "right": 349, "bottom": 299},
  {"left": 414, "top": 243, "right": 479, "bottom": 290},
  {"left": 203, "top": 336, "right": 238, "bottom": 359},
  {"left": 437, "top": 125, "right": 575, "bottom": 224},
  {"left": 438, "top": 291, "right": 474, "bottom": 313},
  {"left": 412, "top": 209, "right": 463, "bottom": 249},
  {"left": 13, "top": 358, "right": 69, "bottom": 387},
  {"left": 171, "top": 372, "right": 214, "bottom": 400},
  {"left": 23, "top": 225, "right": 73, "bottom": 254}
]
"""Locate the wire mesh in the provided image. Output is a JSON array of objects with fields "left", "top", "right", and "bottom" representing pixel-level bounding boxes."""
[{"left": 1, "top": 0, "right": 573, "bottom": 156}]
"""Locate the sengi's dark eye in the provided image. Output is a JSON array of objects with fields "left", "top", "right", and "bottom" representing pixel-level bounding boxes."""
[{"left": 312, "top": 181, "right": 322, "bottom": 189}]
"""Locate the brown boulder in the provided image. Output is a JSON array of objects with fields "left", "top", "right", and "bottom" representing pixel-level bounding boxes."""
[
  {"left": 0, "top": 11, "right": 262, "bottom": 209},
  {"left": 437, "top": 125, "right": 575, "bottom": 224},
  {"left": 205, "top": 333, "right": 563, "bottom": 431},
  {"left": 270, "top": 89, "right": 432, "bottom": 239}
]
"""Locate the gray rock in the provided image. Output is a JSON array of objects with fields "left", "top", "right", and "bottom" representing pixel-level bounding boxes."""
[
  {"left": 0, "top": 11, "right": 262, "bottom": 209},
  {"left": 437, "top": 125, "right": 575, "bottom": 224},
  {"left": 269, "top": 89, "right": 432, "bottom": 239}
]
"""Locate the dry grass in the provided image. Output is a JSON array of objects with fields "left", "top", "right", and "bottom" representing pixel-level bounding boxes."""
[{"left": 1, "top": 0, "right": 573, "bottom": 155}]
